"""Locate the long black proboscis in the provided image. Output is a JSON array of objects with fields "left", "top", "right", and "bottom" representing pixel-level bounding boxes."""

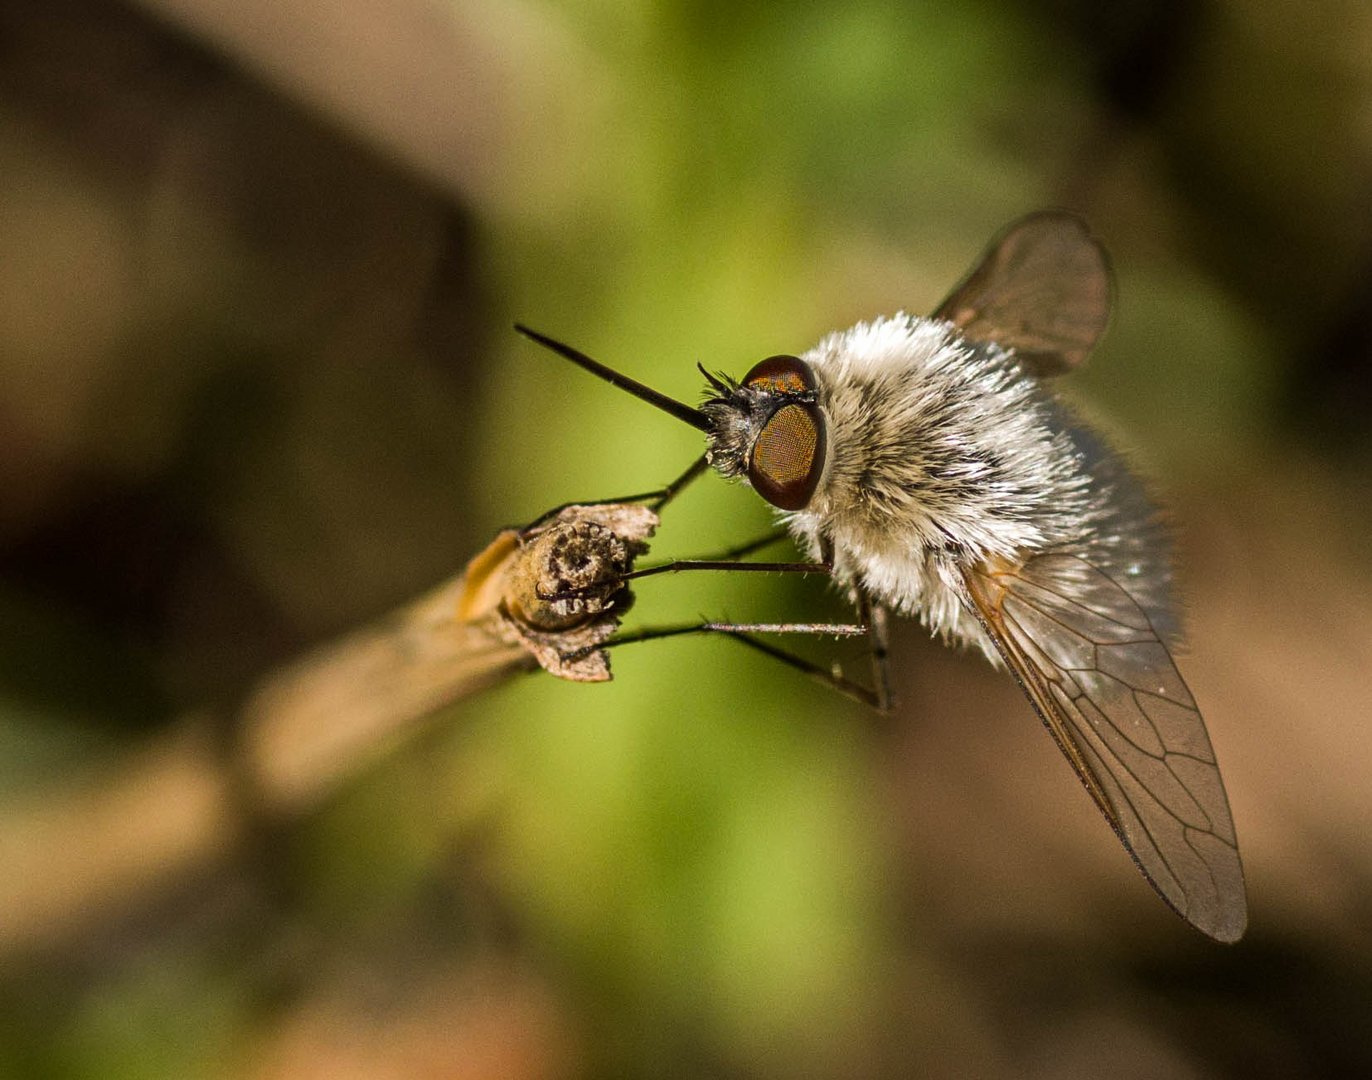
[{"left": 514, "top": 324, "right": 712, "bottom": 433}]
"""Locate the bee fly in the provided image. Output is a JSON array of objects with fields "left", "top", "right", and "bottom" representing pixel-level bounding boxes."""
[{"left": 515, "top": 211, "right": 1246, "bottom": 942}]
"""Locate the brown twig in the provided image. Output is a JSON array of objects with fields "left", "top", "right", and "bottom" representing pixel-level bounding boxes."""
[
  {"left": 0, "top": 504, "right": 658, "bottom": 957},
  {"left": 239, "top": 501, "right": 658, "bottom": 812}
]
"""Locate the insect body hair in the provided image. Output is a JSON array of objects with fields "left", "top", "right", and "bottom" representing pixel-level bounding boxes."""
[
  {"left": 699, "top": 370, "right": 771, "bottom": 481},
  {"left": 777, "top": 314, "right": 1174, "bottom": 656},
  {"left": 798, "top": 315, "right": 1092, "bottom": 557},
  {"left": 1047, "top": 406, "right": 1181, "bottom": 645}
]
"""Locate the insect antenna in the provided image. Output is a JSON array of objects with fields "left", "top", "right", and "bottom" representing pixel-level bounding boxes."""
[{"left": 515, "top": 324, "right": 711, "bottom": 432}]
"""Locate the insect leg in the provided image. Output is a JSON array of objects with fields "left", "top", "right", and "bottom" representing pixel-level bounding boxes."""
[
  {"left": 574, "top": 622, "right": 879, "bottom": 708},
  {"left": 615, "top": 526, "right": 816, "bottom": 582},
  {"left": 649, "top": 454, "right": 710, "bottom": 511},
  {"left": 725, "top": 631, "right": 880, "bottom": 709},
  {"left": 624, "top": 558, "right": 828, "bottom": 582},
  {"left": 687, "top": 527, "right": 793, "bottom": 561},
  {"left": 534, "top": 527, "right": 808, "bottom": 606},
  {"left": 519, "top": 455, "right": 709, "bottom": 532},
  {"left": 856, "top": 592, "right": 894, "bottom": 712},
  {"left": 608, "top": 621, "right": 867, "bottom": 641}
]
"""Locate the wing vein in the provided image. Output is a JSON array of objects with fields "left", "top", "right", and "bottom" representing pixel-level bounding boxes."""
[{"left": 960, "top": 553, "right": 1246, "bottom": 941}]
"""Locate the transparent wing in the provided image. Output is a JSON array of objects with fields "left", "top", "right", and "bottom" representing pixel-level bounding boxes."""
[
  {"left": 933, "top": 212, "right": 1112, "bottom": 376},
  {"left": 962, "top": 553, "right": 1247, "bottom": 942}
]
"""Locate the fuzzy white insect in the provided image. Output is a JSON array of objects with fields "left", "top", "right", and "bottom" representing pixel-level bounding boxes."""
[{"left": 516, "top": 212, "right": 1247, "bottom": 943}]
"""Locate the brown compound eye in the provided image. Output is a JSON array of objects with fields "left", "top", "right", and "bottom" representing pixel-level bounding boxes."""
[
  {"left": 748, "top": 401, "right": 826, "bottom": 510},
  {"left": 742, "top": 354, "right": 818, "bottom": 395}
]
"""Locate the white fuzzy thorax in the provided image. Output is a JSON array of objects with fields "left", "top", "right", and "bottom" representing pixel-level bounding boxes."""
[{"left": 781, "top": 314, "right": 1102, "bottom": 657}]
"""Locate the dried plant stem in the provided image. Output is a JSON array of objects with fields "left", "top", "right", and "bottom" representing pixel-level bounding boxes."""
[
  {"left": 0, "top": 505, "right": 657, "bottom": 958},
  {"left": 237, "top": 579, "right": 533, "bottom": 814},
  {"left": 0, "top": 580, "right": 526, "bottom": 958}
]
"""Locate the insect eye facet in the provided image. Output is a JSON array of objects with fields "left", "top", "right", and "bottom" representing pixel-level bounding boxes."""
[
  {"left": 748, "top": 402, "right": 826, "bottom": 510},
  {"left": 742, "top": 354, "right": 817, "bottom": 395}
]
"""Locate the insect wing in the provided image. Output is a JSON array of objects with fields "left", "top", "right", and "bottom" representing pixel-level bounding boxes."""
[
  {"left": 962, "top": 553, "right": 1247, "bottom": 942},
  {"left": 933, "top": 212, "right": 1112, "bottom": 376}
]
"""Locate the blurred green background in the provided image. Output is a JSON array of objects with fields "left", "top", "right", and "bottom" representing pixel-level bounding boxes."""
[{"left": 2, "top": 0, "right": 1372, "bottom": 1076}]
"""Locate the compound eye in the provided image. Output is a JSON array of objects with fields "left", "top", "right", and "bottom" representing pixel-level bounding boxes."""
[
  {"left": 748, "top": 402, "right": 826, "bottom": 510},
  {"left": 742, "top": 354, "right": 818, "bottom": 395}
]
